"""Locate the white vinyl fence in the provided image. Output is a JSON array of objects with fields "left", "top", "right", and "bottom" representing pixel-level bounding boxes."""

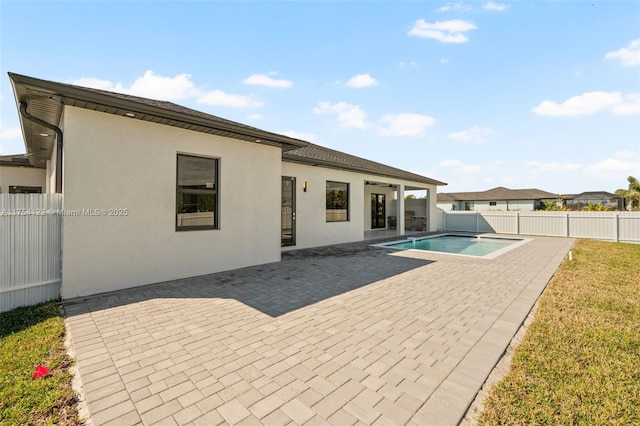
[
  {"left": 437, "top": 210, "right": 640, "bottom": 243},
  {"left": 1, "top": 194, "right": 62, "bottom": 312}
]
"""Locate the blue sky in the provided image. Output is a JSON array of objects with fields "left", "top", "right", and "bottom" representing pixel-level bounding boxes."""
[{"left": 1, "top": 1, "right": 638, "bottom": 194}]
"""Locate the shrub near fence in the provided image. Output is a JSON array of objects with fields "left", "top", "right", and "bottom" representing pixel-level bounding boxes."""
[
  {"left": 0, "top": 194, "right": 62, "bottom": 312},
  {"left": 437, "top": 210, "right": 640, "bottom": 243}
]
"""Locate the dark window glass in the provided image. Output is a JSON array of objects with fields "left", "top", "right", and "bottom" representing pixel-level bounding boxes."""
[
  {"left": 176, "top": 154, "right": 218, "bottom": 230},
  {"left": 9, "top": 186, "right": 42, "bottom": 194},
  {"left": 326, "top": 181, "right": 349, "bottom": 222},
  {"left": 489, "top": 201, "right": 497, "bottom": 206}
]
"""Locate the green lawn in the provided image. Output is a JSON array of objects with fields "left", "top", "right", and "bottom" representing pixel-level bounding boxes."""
[
  {"left": 2, "top": 239, "right": 638, "bottom": 425},
  {"left": 0, "top": 302, "right": 79, "bottom": 426},
  {"left": 478, "top": 239, "right": 640, "bottom": 425}
]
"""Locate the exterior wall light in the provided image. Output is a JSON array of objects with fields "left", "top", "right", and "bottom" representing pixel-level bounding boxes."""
[{"left": 303, "top": 181, "right": 307, "bottom": 192}]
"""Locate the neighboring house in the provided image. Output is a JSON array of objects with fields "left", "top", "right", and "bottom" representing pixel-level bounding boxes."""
[
  {"left": 8, "top": 72, "right": 446, "bottom": 299},
  {"left": 563, "top": 191, "right": 624, "bottom": 211},
  {"left": 437, "top": 187, "right": 558, "bottom": 211},
  {"left": 0, "top": 153, "right": 46, "bottom": 193}
]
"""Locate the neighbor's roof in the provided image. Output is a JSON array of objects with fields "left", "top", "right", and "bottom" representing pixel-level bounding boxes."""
[
  {"left": 9, "top": 72, "right": 309, "bottom": 168},
  {"left": 564, "top": 191, "right": 620, "bottom": 200},
  {"left": 284, "top": 144, "right": 447, "bottom": 187},
  {"left": 0, "top": 154, "right": 32, "bottom": 168},
  {"left": 437, "top": 186, "right": 558, "bottom": 202}
]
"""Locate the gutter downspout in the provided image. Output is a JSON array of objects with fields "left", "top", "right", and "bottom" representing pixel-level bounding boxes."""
[{"left": 19, "top": 102, "right": 63, "bottom": 193}]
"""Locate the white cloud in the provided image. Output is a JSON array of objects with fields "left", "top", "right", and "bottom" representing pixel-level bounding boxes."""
[
  {"left": 399, "top": 61, "right": 419, "bottom": 68},
  {"left": 313, "top": 102, "right": 367, "bottom": 129},
  {"left": 440, "top": 159, "right": 482, "bottom": 173},
  {"left": 408, "top": 19, "right": 477, "bottom": 43},
  {"left": 70, "top": 77, "right": 119, "bottom": 91},
  {"left": 71, "top": 71, "right": 264, "bottom": 109},
  {"left": 605, "top": 39, "right": 640, "bottom": 67},
  {"left": 532, "top": 91, "right": 626, "bottom": 116},
  {"left": 70, "top": 70, "right": 199, "bottom": 101},
  {"left": 441, "top": 159, "right": 463, "bottom": 167},
  {"left": 436, "top": 3, "right": 471, "bottom": 12},
  {"left": 247, "top": 114, "right": 263, "bottom": 121},
  {"left": 587, "top": 157, "right": 639, "bottom": 175},
  {"left": 197, "top": 90, "right": 262, "bottom": 108},
  {"left": 585, "top": 151, "right": 640, "bottom": 177},
  {"left": 526, "top": 161, "right": 582, "bottom": 176},
  {"left": 447, "top": 126, "right": 494, "bottom": 143},
  {"left": 612, "top": 93, "right": 640, "bottom": 116},
  {"left": 0, "top": 124, "right": 23, "bottom": 155},
  {"left": 280, "top": 130, "right": 319, "bottom": 143},
  {"left": 243, "top": 73, "right": 292, "bottom": 88},
  {"left": 346, "top": 74, "right": 378, "bottom": 89},
  {"left": 0, "top": 124, "right": 22, "bottom": 141},
  {"left": 615, "top": 150, "right": 639, "bottom": 161},
  {"left": 379, "top": 113, "right": 435, "bottom": 137},
  {"left": 127, "top": 71, "right": 199, "bottom": 99},
  {"left": 483, "top": 2, "right": 509, "bottom": 12},
  {"left": 440, "top": 58, "right": 453, "bottom": 64}
]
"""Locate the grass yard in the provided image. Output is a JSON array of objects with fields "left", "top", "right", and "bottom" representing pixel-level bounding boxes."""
[
  {"left": 478, "top": 239, "right": 640, "bottom": 425},
  {"left": 0, "top": 301, "right": 80, "bottom": 426}
]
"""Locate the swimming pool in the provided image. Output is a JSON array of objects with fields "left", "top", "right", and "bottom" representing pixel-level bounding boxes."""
[{"left": 374, "top": 234, "right": 529, "bottom": 259}]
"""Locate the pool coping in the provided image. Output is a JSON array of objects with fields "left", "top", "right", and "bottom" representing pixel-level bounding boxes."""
[{"left": 370, "top": 232, "right": 533, "bottom": 260}]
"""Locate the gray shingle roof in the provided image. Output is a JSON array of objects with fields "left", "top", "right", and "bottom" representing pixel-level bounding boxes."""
[
  {"left": 0, "top": 154, "right": 32, "bottom": 167},
  {"left": 284, "top": 144, "right": 446, "bottom": 186},
  {"left": 9, "top": 72, "right": 309, "bottom": 167},
  {"left": 437, "top": 186, "right": 558, "bottom": 201},
  {"left": 9, "top": 73, "right": 446, "bottom": 187},
  {"left": 565, "top": 191, "right": 619, "bottom": 200}
]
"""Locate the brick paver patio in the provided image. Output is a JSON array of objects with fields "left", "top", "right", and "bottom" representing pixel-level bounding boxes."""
[{"left": 64, "top": 235, "right": 574, "bottom": 425}]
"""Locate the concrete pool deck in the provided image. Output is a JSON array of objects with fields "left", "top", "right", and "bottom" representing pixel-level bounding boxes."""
[{"left": 63, "top": 234, "right": 575, "bottom": 425}]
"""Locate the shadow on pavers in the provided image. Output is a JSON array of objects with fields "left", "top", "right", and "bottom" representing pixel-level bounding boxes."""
[{"left": 63, "top": 238, "right": 434, "bottom": 318}]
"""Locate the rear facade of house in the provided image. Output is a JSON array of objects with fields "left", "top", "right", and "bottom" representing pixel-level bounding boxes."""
[{"left": 6, "top": 73, "right": 446, "bottom": 300}]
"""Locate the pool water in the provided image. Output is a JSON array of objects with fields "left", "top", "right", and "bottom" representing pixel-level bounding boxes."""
[{"left": 379, "top": 234, "right": 525, "bottom": 258}]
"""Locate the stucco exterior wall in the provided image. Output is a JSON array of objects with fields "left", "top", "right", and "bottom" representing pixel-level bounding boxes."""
[
  {"left": 0, "top": 166, "right": 46, "bottom": 193},
  {"left": 282, "top": 161, "right": 439, "bottom": 250},
  {"left": 281, "top": 162, "right": 365, "bottom": 249},
  {"left": 61, "top": 106, "right": 282, "bottom": 298}
]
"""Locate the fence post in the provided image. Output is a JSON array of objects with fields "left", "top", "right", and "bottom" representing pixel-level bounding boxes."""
[
  {"left": 615, "top": 213, "right": 619, "bottom": 242},
  {"left": 516, "top": 212, "right": 520, "bottom": 235},
  {"left": 476, "top": 212, "right": 480, "bottom": 232},
  {"left": 565, "top": 213, "right": 570, "bottom": 237}
]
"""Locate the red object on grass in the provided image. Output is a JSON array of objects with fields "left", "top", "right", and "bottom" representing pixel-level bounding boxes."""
[{"left": 32, "top": 365, "right": 50, "bottom": 379}]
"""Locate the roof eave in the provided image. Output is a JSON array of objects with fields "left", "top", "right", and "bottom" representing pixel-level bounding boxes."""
[
  {"left": 8, "top": 72, "right": 309, "bottom": 153},
  {"left": 283, "top": 155, "right": 447, "bottom": 187}
]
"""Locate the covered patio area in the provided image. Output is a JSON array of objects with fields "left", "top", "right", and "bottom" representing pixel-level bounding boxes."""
[{"left": 364, "top": 180, "right": 433, "bottom": 239}]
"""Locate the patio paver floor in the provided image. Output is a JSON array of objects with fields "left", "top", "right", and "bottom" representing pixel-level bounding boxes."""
[{"left": 64, "top": 235, "right": 574, "bottom": 425}]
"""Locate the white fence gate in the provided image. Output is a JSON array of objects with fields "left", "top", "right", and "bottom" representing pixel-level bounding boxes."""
[
  {"left": 1, "top": 194, "right": 62, "bottom": 312},
  {"left": 436, "top": 210, "right": 640, "bottom": 243}
]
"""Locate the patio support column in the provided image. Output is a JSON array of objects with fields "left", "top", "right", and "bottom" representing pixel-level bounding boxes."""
[
  {"left": 424, "top": 189, "right": 429, "bottom": 232},
  {"left": 397, "top": 184, "right": 405, "bottom": 236}
]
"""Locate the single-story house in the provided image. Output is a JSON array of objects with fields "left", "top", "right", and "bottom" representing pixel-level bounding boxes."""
[
  {"left": 562, "top": 191, "right": 624, "bottom": 210},
  {"left": 7, "top": 72, "right": 446, "bottom": 299},
  {"left": 437, "top": 187, "right": 558, "bottom": 211},
  {"left": 0, "top": 153, "right": 46, "bottom": 193}
]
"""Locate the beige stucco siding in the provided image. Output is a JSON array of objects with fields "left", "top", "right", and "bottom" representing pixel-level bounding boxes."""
[
  {"left": 0, "top": 166, "right": 46, "bottom": 193},
  {"left": 61, "top": 106, "right": 282, "bottom": 298},
  {"left": 282, "top": 161, "right": 438, "bottom": 250},
  {"left": 282, "top": 162, "right": 364, "bottom": 249}
]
